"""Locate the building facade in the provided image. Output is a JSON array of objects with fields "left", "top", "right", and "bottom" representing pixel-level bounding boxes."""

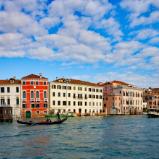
[
  {"left": 102, "top": 81, "right": 143, "bottom": 115},
  {"left": 21, "top": 74, "right": 49, "bottom": 119},
  {"left": 0, "top": 78, "right": 21, "bottom": 119},
  {"left": 143, "top": 88, "right": 159, "bottom": 109},
  {"left": 50, "top": 78, "right": 103, "bottom": 116}
]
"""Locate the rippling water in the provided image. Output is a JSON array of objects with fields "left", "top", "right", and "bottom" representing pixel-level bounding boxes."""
[{"left": 0, "top": 116, "right": 159, "bottom": 159}]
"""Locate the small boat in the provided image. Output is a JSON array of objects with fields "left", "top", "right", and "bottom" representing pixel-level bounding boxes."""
[
  {"left": 17, "top": 117, "right": 67, "bottom": 125},
  {"left": 147, "top": 108, "right": 159, "bottom": 118}
]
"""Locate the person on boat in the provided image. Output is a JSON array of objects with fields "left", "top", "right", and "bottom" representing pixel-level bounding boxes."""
[{"left": 56, "top": 112, "right": 61, "bottom": 120}]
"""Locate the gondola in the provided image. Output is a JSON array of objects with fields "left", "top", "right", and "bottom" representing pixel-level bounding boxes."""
[{"left": 17, "top": 117, "right": 67, "bottom": 125}]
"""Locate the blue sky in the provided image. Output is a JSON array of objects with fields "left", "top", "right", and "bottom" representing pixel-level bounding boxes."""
[{"left": 0, "top": 0, "right": 159, "bottom": 87}]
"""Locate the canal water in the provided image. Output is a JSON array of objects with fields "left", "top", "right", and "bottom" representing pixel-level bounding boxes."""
[{"left": 0, "top": 116, "right": 159, "bottom": 159}]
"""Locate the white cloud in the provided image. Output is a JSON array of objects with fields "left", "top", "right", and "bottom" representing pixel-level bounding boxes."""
[
  {"left": 135, "top": 29, "right": 159, "bottom": 40},
  {"left": 120, "top": 0, "right": 159, "bottom": 27}
]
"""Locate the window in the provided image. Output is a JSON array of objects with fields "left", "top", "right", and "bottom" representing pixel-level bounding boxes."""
[
  {"left": 36, "top": 104, "right": 40, "bottom": 108},
  {"left": 30, "top": 81, "right": 34, "bottom": 85},
  {"left": 68, "top": 93, "right": 71, "bottom": 97},
  {"left": 52, "top": 92, "right": 55, "bottom": 96},
  {"left": 16, "top": 87, "right": 19, "bottom": 93},
  {"left": 31, "top": 104, "right": 35, "bottom": 108},
  {"left": 52, "top": 101, "right": 55, "bottom": 105},
  {"left": 67, "top": 86, "right": 71, "bottom": 90},
  {"left": 73, "top": 87, "right": 76, "bottom": 90},
  {"left": 36, "top": 81, "right": 39, "bottom": 85},
  {"left": 44, "top": 104, "right": 47, "bottom": 108},
  {"left": 73, "top": 101, "right": 76, "bottom": 106},
  {"left": 7, "top": 98, "right": 10, "bottom": 105},
  {"left": 57, "top": 85, "right": 61, "bottom": 89},
  {"left": 62, "top": 86, "right": 66, "bottom": 89},
  {"left": 89, "top": 88, "right": 91, "bottom": 92},
  {"left": 78, "top": 87, "right": 82, "bottom": 91},
  {"left": 1, "top": 87, "right": 5, "bottom": 93},
  {"left": 22, "top": 81, "right": 26, "bottom": 85},
  {"left": 52, "top": 85, "right": 56, "bottom": 89},
  {"left": 22, "top": 104, "right": 26, "bottom": 108},
  {"left": 44, "top": 81, "right": 47, "bottom": 85},
  {"left": 68, "top": 101, "right": 71, "bottom": 106},
  {"left": 63, "top": 101, "right": 67, "bottom": 106},
  {"left": 36, "top": 91, "right": 39, "bottom": 98},
  {"left": 58, "top": 92, "right": 61, "bottom": 97},
  {"left": 44, "top": 91, "right": 47, "bottom": 98},
  {"left": 85, "top": 102, "right": 87, "bottom": 106},
  {"left": 16, "top": 97, "right": 19, "bottom": 105},
  {"left": 73, "top": 94, "right": 76, "bottom": 98},
  {"left": 63, "top": 93, "right": 66, "bottom": 97},
  {"left": 85, "top": 87, "right": 87, "bottom": 91},
  {"left": 31, "top": 91, "right": 34, "bottom": 98},
  {"left": 58, "top": 101, "right": 61, "bottom": 105},
  {"left": 78, "top": 101, "right": 82, "bottom": 106},
  {"left": 7, "top": 87, "right": 10, "bottom": 93},
  {"left": 23, "top": 91, "right": 26, "bottom": 98}
]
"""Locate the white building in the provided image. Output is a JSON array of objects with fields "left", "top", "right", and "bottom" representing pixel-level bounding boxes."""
[
  {"left": 50, "top": 78, "right": 103, "bottom": 116},
  {"left": 0, "top": 78, "right": 21, "bottom": 118}
]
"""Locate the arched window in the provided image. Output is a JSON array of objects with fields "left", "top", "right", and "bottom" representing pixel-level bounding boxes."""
[{"left": 36, "top": 91, "right": 39, "bottom": 98}]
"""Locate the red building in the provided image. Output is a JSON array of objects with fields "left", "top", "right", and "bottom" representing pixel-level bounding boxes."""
[{"left": 21, "top": 74, "right": 49, "bottom": 119}]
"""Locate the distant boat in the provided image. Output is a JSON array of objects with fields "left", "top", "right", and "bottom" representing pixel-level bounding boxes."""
[
  {"left": 17, "top": 117, "right": 67, "bottom": 125},
  {"left": 147, "top": 108, "right": 159, "bottom": 118}
]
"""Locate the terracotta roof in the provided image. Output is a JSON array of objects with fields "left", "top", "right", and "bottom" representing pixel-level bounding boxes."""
[
  {"left": 0, "top": 78, "right": 21, "bottom": 85},
  {"left": 103, "top": 80, "right": 130, "bottom": 86},
  {"left": 22, "top": 74, "right": 48, "bottom": 80},
  {"left": 53, "top": 78, "right": 103, "bottom": 87}
]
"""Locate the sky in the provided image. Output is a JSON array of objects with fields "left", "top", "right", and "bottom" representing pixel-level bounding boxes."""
[{"left": 0, "top": 0, "right": 159, "bottom": 88}]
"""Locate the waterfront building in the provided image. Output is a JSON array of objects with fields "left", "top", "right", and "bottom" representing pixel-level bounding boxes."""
[
  {"left": 102, "top": 81, "right": 143, "bottom": 115},
  {"left": 21, "top": 74, "right": 49, "bottom": 119},
  {"left": 0, "top": 106, "right": 13, "bottom": 122},
  {"left": 50, "top": 78, "right": 103, "bottom": 116},
  {"left": 143, "top": 88, "right": 159, "bottom": 109},
  {"left": 0, "top": 78, "right": 21, "bottom": 119}
]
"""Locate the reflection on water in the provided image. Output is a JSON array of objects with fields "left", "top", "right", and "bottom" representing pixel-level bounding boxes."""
[{"left": 0, "top": 116, "right": 159, "bottom": 159}]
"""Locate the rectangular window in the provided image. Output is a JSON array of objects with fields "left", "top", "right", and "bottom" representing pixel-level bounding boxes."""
[
  {"left": 68, "top": 101, "right": 71, "bottom": 105},
  {"left": 44, "top": 104, "right": 47, "bottom": 108},
  {"left": 52, "top": 92, "right": 55, "bottom": 96},
  {"left": 16, "top": 97, "right": 19, "bottom": 105},
  {"left": 78, "top": 101, "right": 82, "bottom": 106},
  {"left": 63, "top": 93, "right": 66, "bottom": 97},
  {"left": 73, "top": 101, "right": 76, "bottom": 106},
  {"left": 30, "top": 81, "right": 34, "bottom": 85},
  {"left": 44, "top": 81, "right": 47, "bottom": 85},
  {"left": 22, "top": 104, "right": 26, "bottom": 108},
  {"left": 52, "top": 101, "right": 55, "bottom": 105},
  {"left": 22, "top": 81, "right": 26, "bottom": 85},
  {"left": 7, "top": 87, "right": 10, "bottom": 93},
  {"left": 23, "top": 91, "right": 26, "bottom": 98},
  {"left": 7, "top": 98, "right": 10, "bottom": 105},
  {"left": 62, "top": 86, "right": 66, "bottom": 89},
  {"left": 57, "top": 85, "right": 61, "bottom": 89},
  {"left": 63, "top": 101, "right": 67, "bottom": 106},
  {"left": 1, "top": 87, "right": 5, "bottom": 93},
  {"left": 16, "top": 87, "right": 19, "bottom": 93},
  {"left": 58, "top": 92, "right": 61, "bottom": 97},
  {"left": 44, "top": 91, "right": 47, "bottom": 98},
  {"left": 36, "top": 104, "right": 40, "bottom": 108},
  {"left": 58, "top": 101, "right": 61, "bottom": 105},
  {"left": 52, "top": 85, "right": 56, "bottom": 89},
  {"left": 85, "top": 102, "right": 87, "bottom": 106},
  {"left": 31, "top": 104, "right": 35, "bottom": 108},
  {"left": 68, "top": 93, "right": 71, "bottom": 97},
  {"left": 36, "top": 81, "right": 39, "bottom": 85}
]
